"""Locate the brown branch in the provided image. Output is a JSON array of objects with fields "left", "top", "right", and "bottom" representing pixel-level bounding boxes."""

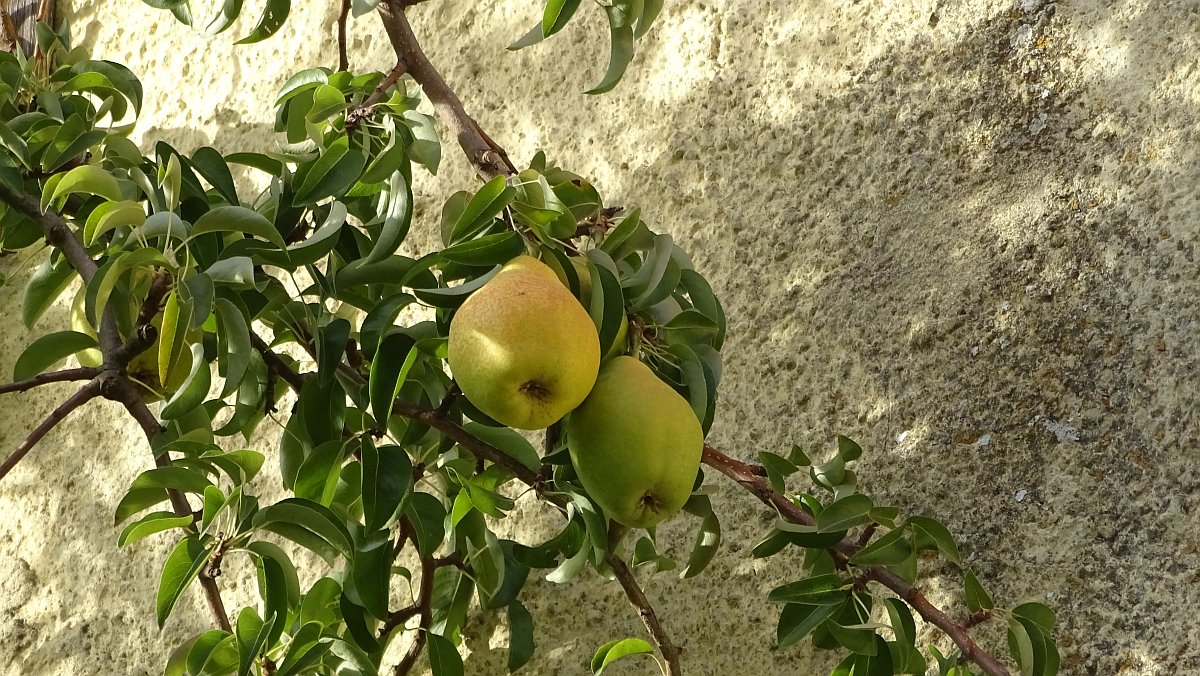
[
  {"left": 0, "top": 181, "right": 97, "bottom": 280},
  {"left": 606, "top": 553, "right": 682, "bottom": 675},
  {"left": 103, "top": 374, "right": 232, "bottom": 632},
  {"left": 392, "top": 524, "right": 436, "bottom": 675},
  {"left": 375, "top": 1, "right": 515, "bottom": 179},
  {"left": 250, "top": 332, "right": 308, "bottom": 391},
  {"left": 345, "top": 61, "right": 408, "bottom": 133},
  {"left": 337, "top": 0, "right": 351, "bottom": 72},
  {"left": 0, "top": 367, "right": 100, "bottom": 395},
  {"left": 0, "top": 177, "right": 231, "bottom": 632},
  {"left": 700, "top": 445, "right": 1012, "bottom": 676},
  {"left": 0, "top": 378, "right": 100, "bottom": 481}
]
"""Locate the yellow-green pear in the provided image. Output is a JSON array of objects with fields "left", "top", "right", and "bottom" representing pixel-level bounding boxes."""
[
  {"left": 448, "top": 256, "right": 600, "bottom": 430},
  {"left": 566, "top": 356, "right": 703, "bottom": 529}
]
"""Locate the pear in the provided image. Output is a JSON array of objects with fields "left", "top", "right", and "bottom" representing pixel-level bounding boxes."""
[
  {"left": 448, "top": 256, "right": 600, "bottom": 430},
  {"left": 566, "top": 356, "right": 703, "bottom": 529},
  {"left": 69, "top": 288, "right": 192, "bottom": 402}
]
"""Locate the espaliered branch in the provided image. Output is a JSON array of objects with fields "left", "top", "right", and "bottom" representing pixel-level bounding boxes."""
[{"left": 0, "top": 2, "right": 1059, "bottom": 675}]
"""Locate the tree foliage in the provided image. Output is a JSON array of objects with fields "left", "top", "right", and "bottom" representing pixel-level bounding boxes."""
[{"left": 0, "top": 3, "right": 1058, "bottom": 675}]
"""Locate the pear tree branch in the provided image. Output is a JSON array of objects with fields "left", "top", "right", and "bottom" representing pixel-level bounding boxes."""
[
  {"left": 700, "top": 446, "right": 1011, "bottom": 676},
  {"left": 375, "top": 0, "right": 515, "bottom": 180},
  {"left": 0, "top": 183, "right": 232, "bottom": 634},
  {"left": 0, "top": 366, "right": 101, "bottom": 395}
]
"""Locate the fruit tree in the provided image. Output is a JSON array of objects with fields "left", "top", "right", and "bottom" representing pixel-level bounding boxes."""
[{"left": 0, "top": 2, "right": 1060, "bottom": 675}]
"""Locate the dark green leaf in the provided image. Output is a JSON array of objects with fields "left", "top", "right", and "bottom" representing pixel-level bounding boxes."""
[
  {"left": 850, "top": 526, "right": 913, "bottom": 567},
  {"left": 235, "top": 0, "right": 291, "bottom": 43},
  {"left": 506, "top": 600, "right": 535, "bottom": 672},
  {"left": 190, "top": 146, "right": 239, "bottom": 204},
  {"left": 767, "top": 574, "right": 849, "bottom": 605},
  {"left": 427, "top": 631, "right": 464, "bottom": 676},
  {"left": 586, "top": 6, "right": 636, "bottom": 95},
  {"left": 12, "top": 330, "right": 96, "bottom": 381},
  {"left": 369, "top": 332, "right": 417, "bottom": 428},
  {"left": 964, "top": 569, "right": 994, "bottom": 613},
  {"left": 680, "top": 494, "right": 720, "bottom": 579},
  {"left": 777, "top": 602, "right": 838, "bottom": 649},
  {"left": 542, "top": 0, "right": 582, "bottom": 37},
  {"left": 191, "top": 204, "right": 286, "bottom": 250},
  {"left": 405, "top": 492, "right": 447, "bottom": 557},
  {"left": 253, "top": 498, "right": 353, "bottom": 563},
  {"left": 21, "top": 255, "right": 74, "bottom": 329},
  {"left": 440, "top": 231, "right": 524, "bottom": 267},
  {"left": 364, "top": 169, "right": 412, "bottom": 264},
  {"left": 759, "top": 451, "right": 799, "bottom": 493},
  {"left": 909, "top": 516, "right": 962, "bottom": 565},
  {"left": 156, "top": 535, "right": 211, "bottom": 629},
  {"left": 461, "top": 422, "right": 540, "bottom": 472},
  {"left": 362, "top": 442, "right": 413, "bottom": 533},
  {"left": 816, "top": 494, "right": 873, "bottom": 533},
  {"left": 448, "top": 175, "right": 513, "bottom": 244}
]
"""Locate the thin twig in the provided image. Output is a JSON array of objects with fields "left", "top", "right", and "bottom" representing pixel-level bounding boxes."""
[
  {"left": 392, "top": 525, "right": 436, "bottom": 675},
  {"left": 606, "top": 553, "right": 682, "bottom": 675},
  {"left": 700, "top": 446, "right": 1011, "bottom": 676},
  {"left": 337, "top": 0, "right": 351, "bottom": 72},
  {"left": 345, "top": 60, "right": 408, "bottom": 132},
  {"left": 250, "top": 332, "right": 308, "bottom": 391},
  {"left": 375, "top": 1, "right": 515, "bottom": 179},
  {"left": 0, "top": 378, "right": 100, "bottom": 481},
  {"left": 0, "top": 367, "right": 100, "bottom": 395}
]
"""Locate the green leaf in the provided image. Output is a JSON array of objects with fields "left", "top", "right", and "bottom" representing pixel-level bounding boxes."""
[
  {"left": 161, "top": 344, "right": 211, "bottom": 420},
  {"left": 542, "top": 0, "right": 582, "bottom": 37},
  {"left": 816, "top": 494, "right": 873, "bottom": 533},
  {"left": 964, "top": 569, "right": 994, "bottom": 613},
  {"left": 235, "top": 606, "right": 269, "bottom": 676},
  {"left": 1008, "top": 618, "right": 1036, "bottom": 676},
  {"left": 45, "top": 164, "right": 123, "bottom": 206},
  {"left": 448, "top": 175, "right": 513, "bottom": 244},
  {"left": 184, "top": 630, "right": 238, "bottom": 675},
  {"left": 837, "top": 435, "right": 863, "bottom": 461},
  {"left": 253, "top": 498, "right": 353, "bottom": 563},
  {"left": 274, "top": 621, "right": 328, "bottom": 676},
  {"left": 307, "top": 83, "right": 347, "bottom": 123},
  {"left": 412, "top": 265, "right": 499, "bottom": 308},
  {"left": 402, "top": 110, "right": 440, "bottom": 174},
  {"left": 506, "top": 600, "right": 535, "bottom": 672},
  {"left": 850, "top": 526, "right": 913, "bottom": 567},
  {"left": 358, "top": 293, "right": 415, "bottom": 360},
  {"left": 634, "top": 0, "right": 664, "bottom": 38},
  {"left": 158, "top": 289, "right": 190, "bottom": 386},
  {"left": 591, "top": 638, "right": 654, "bottom": 675},
  {"left": 292, "top": 135, "right": 367, "bottom": 205},
  {"left": 362, "top": 442, "right": 412, "bottom": 533},
  {"left": 441, "top": 231, "right": 524, "bottom": 267},
  {"left": 545, "top": 538, "right": 589, "bottom": 584},
  {"left": 461, "top": 423, "right": 540, "bottom": 472},
  {"left": 777, "top": 602, "right": 838, "bottom": 649},
  {"left": 586, "top": 6, "right": 636, "bottom": 95},
  {"left": 759, "top": 451, "right": 799, "bottom": 493},
  {"left": 427, "top": 633, "right": 464, "bottom": 676},
  {"left": 156, "top": 535, "right": 211, "bottom": 629},
  {"left": 12, "top": 330, "right": 96, "bottom": 381},
  {"left": 21, "top": 255, "right": 75, "bottom": 329},
  {"left": 117, "top": 511, "right": 193, "bottom": 549},
  {"left": 507, "top": 24, "right": 544, "bottom": 51},
  {"left": 680, "top": 494, "right": 720, "bottom": 579},
  {"left": 191, "top": 204, "right": 287, "bottom": 250},
  {"left": 908, "top": 516, "right": 962, "bottom": 565},
  {"left": 83, "top": 200, "right": 145, "bottom": 246},
  {"left": 405, "top": 492, "right": 447, "bottom": 557},
  {"left": 294, "top": 440, "right": 346, "bottom": 506},
  {"left": 214, "top": 298, "right": 252, "bottom": 396},
  {"left": 369, "top": 332, "right": 417, "bottom": 429},
  {"left": 236, "top": 0, "right": 291, "bottom": 43},
  {"left": 584, "top": 252, "right": 626, "bottom": 358},
  {"left": 351, "top": 536, "right": 392, "bottom": 621},
  {"left": 767, "top": 574, "right": 850, "bottom": 605},
  {"left": 190, "top": 146, "right": 239, "bottom": 204},
  {"left": 364, "top": 169, "right": 412, "bottom": 264}
]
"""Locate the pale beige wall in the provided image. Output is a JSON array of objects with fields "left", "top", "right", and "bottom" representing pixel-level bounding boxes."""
[{"left": 3, "top": 0, "right": 1199, "bottom": 674}]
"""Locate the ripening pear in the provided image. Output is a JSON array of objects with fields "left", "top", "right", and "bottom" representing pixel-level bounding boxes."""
[
  {"left": 448, "top": 256, "right": 600, "bottom": 430},
  {"left": 567, "top": 356, "right": 703, "bottom": 529},
  {"left": 69, "top": 288, "right": 192, "bottom": 402}
]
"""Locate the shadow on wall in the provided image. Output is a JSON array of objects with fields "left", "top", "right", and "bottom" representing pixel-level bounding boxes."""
[{"left": 6, "top": 0, "right": 1200, "bottom": 673}]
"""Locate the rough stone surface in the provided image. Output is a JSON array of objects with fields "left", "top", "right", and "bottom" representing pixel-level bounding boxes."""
[{"left": 2, "top": 0, "right": 1198, "bottom": 674}]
